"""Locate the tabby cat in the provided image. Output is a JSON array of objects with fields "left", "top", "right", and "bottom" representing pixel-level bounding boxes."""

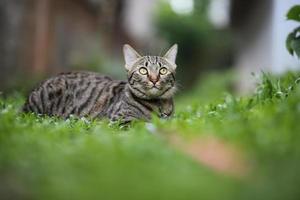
[{"left": 23, "top": 44, "right": 178, "bottom": 123}]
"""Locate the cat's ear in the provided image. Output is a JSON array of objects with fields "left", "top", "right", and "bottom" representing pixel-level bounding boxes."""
[
  {"left": 123, "top": 44, "right": 142, "bottom": 71},
  {"left": 163, "top": 44, "right": 178, "bottom": 66}
]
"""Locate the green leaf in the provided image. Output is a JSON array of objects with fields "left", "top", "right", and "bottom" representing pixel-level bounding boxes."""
[
  {"left": 286, "top": 32, "right": 295, "bottom": 55},
  {"left": 291, "top": 38, "right": 300, "bottom": 58},
  {"left": 287, "top": 5, "right": 300, "bottom": 22},
  {"left": 286, "top": 26, "right": 300, "bottom": 57}
]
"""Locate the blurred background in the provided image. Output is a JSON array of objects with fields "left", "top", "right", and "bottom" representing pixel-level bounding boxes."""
[{"left": 0, "top": 0, "right": 299, "bottom": 94}]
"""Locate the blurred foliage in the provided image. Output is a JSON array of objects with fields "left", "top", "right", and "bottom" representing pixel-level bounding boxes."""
[
  {"left": 1, "top": 70, "right": 300, "bottom": 199},
  {"left": 286, "top": 5, "right": 300, "bottom": 58},
  {"left": 155, "top": 0, "right": 233, "bottom": 86},
  {"left": 69, "top": 38, "right": 126, "bottom": 80},
  {"left": 176, "top": 70, "right": 236, "bottom": 109}
]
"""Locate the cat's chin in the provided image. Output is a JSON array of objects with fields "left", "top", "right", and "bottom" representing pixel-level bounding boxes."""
[
  {"left": 147, "top": 86, "right": 176, "bottom": 99},
  {"left": 145, "top": 88, "right": 161, "bottom": 98},
  {"left": 148, "top": 87, "right": 159, "bottom": 93},
  {"left": 128, "top": 84, "right": 175, "bottom": 100}
]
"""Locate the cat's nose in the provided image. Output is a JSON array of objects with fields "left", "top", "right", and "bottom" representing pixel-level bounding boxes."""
[{"left": 149, "top": 75, "right": 159, "bottom": 84}]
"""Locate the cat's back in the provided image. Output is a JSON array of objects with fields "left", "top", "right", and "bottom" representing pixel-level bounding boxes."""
[{"left": 23, "top": 71, "right": 126, "bottom": 118}]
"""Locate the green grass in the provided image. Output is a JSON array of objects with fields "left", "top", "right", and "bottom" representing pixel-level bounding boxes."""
[{"left": 1, "top": 71, "right": 300, "bottom": 200}]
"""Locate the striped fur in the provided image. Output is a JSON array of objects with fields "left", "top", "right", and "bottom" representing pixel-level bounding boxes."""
[{"left": 23, "top": 44, "right": 178, "bottom": 123}]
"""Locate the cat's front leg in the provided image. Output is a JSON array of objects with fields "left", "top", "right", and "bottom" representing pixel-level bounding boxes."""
[
  {"left": 110, "top": 107, "right": 148, "bottom": 125},
  {"left": 158, "top": 98, "right": 174, "bottom": 119}
]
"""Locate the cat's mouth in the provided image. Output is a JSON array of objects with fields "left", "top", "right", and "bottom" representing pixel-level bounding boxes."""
[{"left": 150, "top": 85, "right": 160, "bottom": 89}]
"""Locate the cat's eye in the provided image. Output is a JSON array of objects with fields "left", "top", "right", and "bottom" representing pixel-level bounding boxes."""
[
  {"left": 139, "top": 67, "right": 148, "bottom": 75},
  {"left": 159, "top": 67, "right": 168, "bottom": 75}
]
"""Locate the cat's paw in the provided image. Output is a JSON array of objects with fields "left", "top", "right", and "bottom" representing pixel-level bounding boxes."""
[{"left": 160, "top": 112, "right": 172, "bottom": 119}]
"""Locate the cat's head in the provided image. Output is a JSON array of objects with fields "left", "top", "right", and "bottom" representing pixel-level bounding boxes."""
[{"left": 123, "top": 44, "right": 178, "bottom": 100}]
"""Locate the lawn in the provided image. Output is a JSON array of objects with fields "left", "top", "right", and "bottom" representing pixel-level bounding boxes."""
[{"left": 1, "top": 71, "right": 300, "bottom": 200}]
